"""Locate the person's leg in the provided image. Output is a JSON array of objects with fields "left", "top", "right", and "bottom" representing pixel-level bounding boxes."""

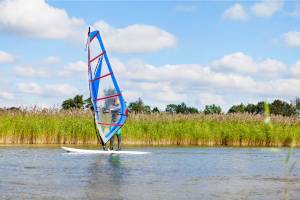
[
  {"left": 100, "top": 137, "right": 106, "bottom": 151},
  {"left": 110, "top": 135, "right": 114, "bottom": 150},
  {"left": 117, "top": 129, "right": 122, "bottom": 150},
  {"left": 117, "top": 134, "right": 122, "bottom": 150}
]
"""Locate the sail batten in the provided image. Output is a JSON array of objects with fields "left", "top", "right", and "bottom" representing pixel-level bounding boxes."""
[
  {"left": 97, "top": 122, "right": 122, "bottom": 127},
  {"left": 94, "top": 93, "right": 121, "bottom": 102},
  {"left": 90, "top": 72, "right": 113, "bottom": 82},
  {"left": 90, "top": 51, "right": 106, "bottom": 63}
]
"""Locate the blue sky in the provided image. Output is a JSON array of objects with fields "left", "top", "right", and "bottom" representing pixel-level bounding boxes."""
[{"left": 0, "top": 0, "right": 300, "bottom": 111}]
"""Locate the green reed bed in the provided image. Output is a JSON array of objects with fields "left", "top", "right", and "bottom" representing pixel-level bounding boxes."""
[
  {"left": 0, "top": 110, "right": 97, "bottom": 144},
  {"left": 123, "top": 113, "right": 300, "bottom": 146},
  {"left": 0, "top": 110, "right": 299, "bottom": 146}
]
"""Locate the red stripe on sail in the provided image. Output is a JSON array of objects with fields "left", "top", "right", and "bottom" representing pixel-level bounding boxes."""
[
  {"left": 94, "top": 110, "right": 126, "bottom": 116},
  {"left": 90, "top": 72, "right": 112, "bottom": 82},
  {"left": 94, "top": 93, "right": 121, "bottom": 102},
  {"left": 97, "top": 122, "right": 122, "bottom": 127},
  {"left": 90, "top": 51, "right": 106, "bottom": 63}
]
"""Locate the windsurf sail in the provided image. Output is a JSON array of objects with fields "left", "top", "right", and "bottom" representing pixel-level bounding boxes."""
[{"left": 87, "top": 28, "right": 128, "bottom": 144}]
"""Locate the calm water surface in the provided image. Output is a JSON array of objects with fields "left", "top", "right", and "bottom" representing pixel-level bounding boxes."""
[{"left": 0, "top": 146, "right": 299, "bottom": 200}]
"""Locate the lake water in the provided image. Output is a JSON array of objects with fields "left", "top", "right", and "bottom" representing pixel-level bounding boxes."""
[{"left": 0, "top": 146, "right": 299, "bottom": 200}]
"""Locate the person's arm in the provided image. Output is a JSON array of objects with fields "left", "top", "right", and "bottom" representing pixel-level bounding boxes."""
[{"left": 110, "top": 105, "right": 120, "bottom": 112}]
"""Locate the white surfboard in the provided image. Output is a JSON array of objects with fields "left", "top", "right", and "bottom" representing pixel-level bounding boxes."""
[{"left": 62, "top": 146, "right": 150, "bottom": 155}]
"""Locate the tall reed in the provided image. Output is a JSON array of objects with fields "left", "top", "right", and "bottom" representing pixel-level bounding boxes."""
[{"left": 0, "top": 109, "right": 299, "bottom": 146}]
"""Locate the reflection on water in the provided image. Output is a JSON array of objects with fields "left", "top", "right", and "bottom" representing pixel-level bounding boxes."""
[
  {"left": 0, "top": 147, "right": 299, "bottom": 200},
  {"left": 87, "top": 155, "right": 123, "bottom": 200}
]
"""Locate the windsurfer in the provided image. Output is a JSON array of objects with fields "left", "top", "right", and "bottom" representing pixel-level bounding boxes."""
[{"left": 87, "top": 29, "right": 128, "bottom": 150}]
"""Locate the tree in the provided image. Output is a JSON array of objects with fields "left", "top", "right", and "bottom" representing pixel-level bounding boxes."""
[
  {"left": 165, "top": 102, "right": 198, "bottom": 114},
  {"left": 187, "top": 107, "right": 199, "bottom": 114},
  {"left": 204, "top": 104, "right": 222, "bottom": 115},
  {"left": 293, "top": 97, "right": 300, "bottom": 116},
  {"left": 270, "top": 99, "right": 296, "bottom": 116},
  {"left": 62, "top": 98, "right": 75, "bottom": 110},
  {"left": 144, "top": 105, "right": 151, "bottom": 114},
  {"left": 128, "top": 98, "right": 151, "bottom": 114},
  {"left": 294, "top": 97, "right": 300, "bottom": 110},
  {"left": 84, "top": 97, "right": 93, "bottom": 110},
  {"left": 228, "top": 104, "right": 245, "bottom": 114},
  {"left": 128, "top": 98, "right": 144, "bottom": 113},
  {"left": 62, "top": 95, "right": 84, "bottom": 110},
  {"left": 176, "top": 102, "right": 188, "bottom": 114},
  {"left": 152, "top": 107, "right": 160, "bottom": 113},
  {"left": 165, "top": 104, "right": 177, "bottom": 113},
  {"left": 73, "top": 95, "right": 84, "bottom": 109},
  {"left": 255, "top": 101, "right": 265, "bottom": 114},
  {"left": 245, "top": 103, "right": 256, "bottom": 114}
]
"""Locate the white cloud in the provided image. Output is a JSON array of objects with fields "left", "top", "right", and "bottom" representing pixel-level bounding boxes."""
[
  {"left": 198, "top": 93, "right": 225, "bottom": 106},
  {"left": 45, "top": 84, "right": 79, "bottom": 96},
  {"left": 152, "top": 86, "right": 186, "bottom": 103},
  {"left": 59, "top": 60, "right": 86, "bottom": 77},
  {"left": 257, "top": 79, "right": 300, "bottom": 97},
  {"left": 251, "top": 0, "right": 283, "bottom": 17},
  {"left": 110, "top": 58, "right": 127, "bottom": 74},
  {"left": 291, "top": 61, "right": 300, "bottom": 76},
  {"left": 8, "top": 52, "right": 300, "bottom": 109},
  {"left": 42, "top": 56, "right": 61, "bottom": 65},
  {"left": 283, "top": 31, "right": 300, "bottom": 47},
  {"left": 93, "top": 21, "right": 176, "bottom": 53},
  {"left": 17, "top": 82, "right": 42, "bottom": 94},
  {"left": 123, "top": 90, "right": 141, "bottom": 103},
  {"left": 0, "top": 0, "right": 84, "bottom": 40},
  {"left": 112, "top": 54, "right": 300, "bottom": 109},
  {"left": 212, "top": 52, "right": 257, "bottom": 73},
  {"left": 0, "top": 0, "right": 177, "bottom": 54},
  {"left": 212, "top": 52, "right": 287, "bottom": 75},
  {"left": 175, "top": 4, "right": 197, "bottom": 13},
  {"left": 118, "top": 59, "right": 258, "bottom": 108},
  {"left": 0, "top": 50, "right": 14, "bottom": 63},
  {"left": 64, "top": 61, "right": 86, "bottom": 72},
  {"left": 6, "top": 49, "right": 297, "bottom": 110},
  {"left": 0, "top": 91, "right": 14, "bottom": 100},
  {"left": 258, "top": 58, "right": 287, "bottom": 73},
  {"left": 223, "top": 3, "right": 248, "bottom": 21},
  {"left": 122, "top": 60, "right": 257, "bottom": 93},
  {"left": 14, "top": 66, "right": 49, "bottom": 77},
  {"left": 132, "top": 81, "right": 186, "bottom": 103},
  {"left": 17, "top": 82, "right": 78, "bottom": 97}
]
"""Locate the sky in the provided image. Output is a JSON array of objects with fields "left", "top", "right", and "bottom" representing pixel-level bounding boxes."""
[{"left": 0, "top": 0, "right": 300, "bottom": 111}]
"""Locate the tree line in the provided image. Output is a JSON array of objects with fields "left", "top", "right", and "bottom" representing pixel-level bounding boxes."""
[{"left": 61, "top": 95, "right": 300, "bottom": 117}]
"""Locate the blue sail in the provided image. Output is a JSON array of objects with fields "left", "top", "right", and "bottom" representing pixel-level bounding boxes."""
[{"left": 87, "top": 29, "right": 128, "bottom": 144}]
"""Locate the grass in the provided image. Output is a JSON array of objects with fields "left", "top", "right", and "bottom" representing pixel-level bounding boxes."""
[{"left": 0, "top": 109, "right": 299, "bottom": 146}]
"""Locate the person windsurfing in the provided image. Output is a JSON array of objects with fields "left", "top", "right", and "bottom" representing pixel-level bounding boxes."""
[
  {"left": 87, "top": 28, "right": 128, "bottom": 151},
  {"left": 109, "top": 97, "right": 122, "bottom": 151}
]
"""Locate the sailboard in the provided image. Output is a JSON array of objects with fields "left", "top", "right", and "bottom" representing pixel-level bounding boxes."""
[{"left": 62, "top": 146, "right": 149, "bottom": 155}]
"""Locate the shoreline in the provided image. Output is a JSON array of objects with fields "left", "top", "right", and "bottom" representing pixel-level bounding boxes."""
[{"left": 0, "top": 144, "right": 299, "bottom": 148}]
